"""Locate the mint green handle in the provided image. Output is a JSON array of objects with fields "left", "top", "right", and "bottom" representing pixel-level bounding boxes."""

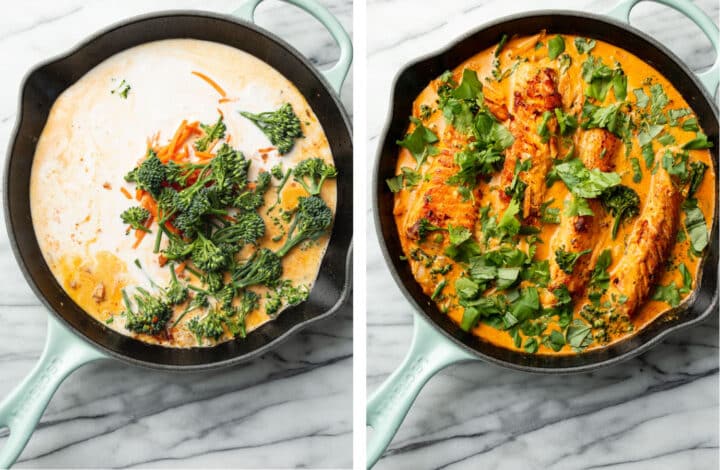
[
  {"left": 607, "top": 0, "right": 720, "bottom": 94},
  {"left": 0, "top": 316, "right": 105, "bottom": 468},
  {"left": 366, "top": 315, "right": 476, "bottom": 468},
  {"left": 233, "top": 0, "right": 352, "bottom": 94}
]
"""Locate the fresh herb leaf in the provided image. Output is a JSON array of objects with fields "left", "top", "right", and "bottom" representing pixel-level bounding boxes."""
[
  {"left": 565, "top": 194, "right": 594, "bottom": 217},
  {"left": 688, "top": 161, "right": 708, "bottom": 197},
  {"left": 566, "top": 319, "right": 593, "bottom": 350},
  {"left": 537, "top": 110, "right": 553, "bottom": 143},
  {"left": 681, "top": 117, "right": 699, "bottom": 132},
  {"left": 589, "top": 249, "right": 612, "bottom": 291},
  {"left": 543, "top": 330, "right": 566, "bottom": 352},
  {"left": 642, "top": 142, "right": 655, "bottom": 169},
  {"left": 657, "top": 133, "right": 676, "bottom": 146},
  {"left": 555, "top": 108, "right": 578, "bottom": 135},
  {"left": 555, "top": 246, "right": 592, "bottom": 274},
  {"left": 574, "top": 37, "right": 596, "bottom": 54},
  {"left": 651, "top": 282, "right": 681, "bottom": 307},
  {"left": 554, "top": 158, "right": 621, "bottom": 198},
  {"left": 396, "top": 118, "right": 439, "bottom": 167},
  {"left": 630, "top": 157, "right": 642, "bottom": 182},
  {"left": 548, "top": 35, "right": 565, "bottom": 60},
  {"left": 682, "top": 132, "right": 713, "bottom": 150},
  {"left": 633, "top": 88, "right": 649, "bottom": 108},
  {"left": 523, "top": 337, "right": 539, "bottom": 353},
  {"left": 683, "top": 199, "right": 708, "bottom": 253},
  {"left": 540, "top": 199, "right": 561, "bottom": 224}
]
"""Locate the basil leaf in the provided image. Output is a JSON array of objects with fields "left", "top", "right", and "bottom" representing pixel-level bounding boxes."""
[
  {"left": 397, "top": 118, "right": 439, "bottom": 167},
  {"left": 574, "top": 37, "right": 596, "bottom": 54},
  {"left": 682, "top": 132, "right": 713, "bottom": 150},
  {"left": 631, "top": 158, "right": 642, "bottom": 183},
  {"left": 633, "top": 88, "right": 649, "bottom": 108},
  {"left": 651, "top": 283, "right": 681, "bottom": 307},
  {"left": 548, "top": 35, "right": 565, "bottom": 60},
  {"left": 683, "top": 200, "right": 708, "bottom": 253},
  {"left": 566, "top": 319, "right": 592, "bottom": 350},
  {"left": 554, "top": 159, "right": 621, "bottom": 198}
]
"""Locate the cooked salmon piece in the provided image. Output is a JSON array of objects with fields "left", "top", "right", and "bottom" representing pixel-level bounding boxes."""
[
  {"left": 607, "top": 169, "right": 681, "bottom": 316},
  {"left": 577, "top": 129, "right": 621, "bottom": 172},
  {"left": 403, "top": 151, "right": 478, "bottom": 240},
  {"left": 500, "top": 65, "right": 562, "bottom": 224},
  {"left": 543, "top": 129, "right": 619, "bottom": 303}
]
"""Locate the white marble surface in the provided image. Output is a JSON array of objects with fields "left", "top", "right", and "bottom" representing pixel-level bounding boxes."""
[
  {"left": 367, "top": 0, "right": 719, "bottom": 468},
  {"left": 0, "top": 0, "right": 352, "bottom": 468}
]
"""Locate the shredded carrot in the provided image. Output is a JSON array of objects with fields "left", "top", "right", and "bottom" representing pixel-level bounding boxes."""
[
  {"left": 217, "top": 108, "right": 224, "bottom": 118},
  {"left": 168, "top": 120, "right": 188, "bottom": 155},
  {"left": 206, "top": 139, "right": 219, "bottom": 153},
  {"left": 175, "top": 262, "right": 186, "bottom": 275},
  {"left": 194, "top": 151, "right": 215, "bottom": 160},
  {"left": 132, "top": 215, "right": 153, "bottom": 249},
  {"left": 120, "top": 187, "right": 132, "bottom": 199},
  {"left": 140, "top": 194, "right": 158, "bottom": 218},
  {"left": 135, "top": 189, "right": 143, "bottom": 201},
  {"left": 258, "top": 147, "right": 276, "bottom": 153},
  {"left": 222, "top": 214, "right": 237, "bottom": 223},
  {"left": 164, "top": 221, "right": 181, "bottom": 236},
  {"left": 158, "top": 255, "right": 168, "bottom": 267},
  {"left": 191, "top": 71, "right": 226, "bottom": 97},
  {"left": 218, "top": 97, "right": 235, "bottom": 104},
  {"left": 226, "top": 134, "right": 232, "bottom": 144}
]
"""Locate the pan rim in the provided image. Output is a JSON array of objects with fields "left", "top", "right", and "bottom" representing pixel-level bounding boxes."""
[
  {"left": 4, "top": 9, "right": 353, "bottom": 371},
  {"left": 372, "top": 9, "right": 719, "bottom": 374}
]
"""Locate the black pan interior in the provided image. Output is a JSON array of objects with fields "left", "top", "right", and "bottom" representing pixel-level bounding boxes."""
[
  {"left": 5, "top": 12, "right": 352, "bottom": 369},
  {"left": 375, "top": 12, "right": 718, "bottom": 372}
]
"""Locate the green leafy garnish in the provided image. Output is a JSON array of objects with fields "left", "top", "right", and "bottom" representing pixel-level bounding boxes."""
[
  {"left": 574, "top": 37, "right": 596, "bottom": 54},
  {"left": 396, "top": 118, "right": 439, "bottom": 168},
  {"left": 548, "top": 35, "right": 565, "bottom": 60},
  {"left": 555, "top": 246, "right": 592, "bottom": 274}
]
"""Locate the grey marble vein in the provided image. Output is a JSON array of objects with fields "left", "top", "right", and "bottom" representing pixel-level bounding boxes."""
[
  {"left": 367, "top": 1, "right": 718, "bottom": 469},
  {"left": 0, "top": 0, "right": 352, "bottom": 468}
]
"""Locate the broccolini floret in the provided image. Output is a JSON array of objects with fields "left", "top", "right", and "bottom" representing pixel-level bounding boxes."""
[
  {"left": 240, "top": 103, "right": 303, "bottom": 154},
  {"left": 194, "top": 115, "right": 226, "bottom": 152},
  {"left": 187, "top": 308, "right": 226, "bottom": 344},
  {"left": 123, "top": 287, "right": 172, "bottom": 335},
  {"left": 191, "top": 233, "right": 229, "bottom": 272},
  {"left": 292, "top": 158, "right": 338, "bottom": 196},
  {"left": 276, "top": 196, "right": 333, "bottom": 257},
  {"left": 212, "top": 212, "right": 265, "bottom": 247},
  {"left": 232, "top": 248, "right": 283, "bottom": 288},
  {"left": 599, "top": 185, "right": 640, "bottom": 239},
  {"left": 121, "top": 206, "right": 151, "bottom": 233},
  {"left": 165, "top": 265, "right": 188, "bottom": 305},
  {"left": 124, "top": 150, "right": 166, "bottom": 197}
]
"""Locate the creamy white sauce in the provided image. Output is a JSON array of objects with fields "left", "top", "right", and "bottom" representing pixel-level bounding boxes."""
[{"left": 30, "top": 39, "right": 335, "bottom": 347}]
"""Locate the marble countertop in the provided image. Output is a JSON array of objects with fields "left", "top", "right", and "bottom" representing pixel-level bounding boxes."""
[
  {"left": 0, "top": 0, "right": 352, "bottom": 468},
  {"left": 367, "top": 0, "right": 718, "bottom": 468}
]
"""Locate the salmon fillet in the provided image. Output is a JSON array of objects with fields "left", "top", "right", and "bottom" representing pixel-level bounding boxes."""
[
  {"left": 500, "top": 65, "right": 562, "bottom": 223},
  {"left": 544, "top": 129, "right": 620, "bottom": 303},
  {"left": 607, "top": 169, "right": 681, "bottom": 316},
  {"left": 403, "top": 151, "right": 478, "bottom": 240}
]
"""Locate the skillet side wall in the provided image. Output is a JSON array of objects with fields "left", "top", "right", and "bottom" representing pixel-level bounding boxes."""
[
  {"left": 375, "top": 13, "right": 719, "bottom": 372},
  {"left": 6, "top": 13, "right": 352, "bottom": 369}
]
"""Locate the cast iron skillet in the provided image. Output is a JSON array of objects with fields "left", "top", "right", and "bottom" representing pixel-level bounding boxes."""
[
  {"left": 0, "top": 0, "right": 352, "bottom": 466},
  {"left": 367, "top": 0, "right": 718, "bottom": 466}
]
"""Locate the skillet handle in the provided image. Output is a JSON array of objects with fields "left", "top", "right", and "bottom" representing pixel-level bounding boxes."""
[
  {"left": 366, "top": 315, "right": 476, "bottom": 469},
  {"left": 233, "top": 0, "right": 352, "bottom": 94},
  {"left": 0, "top": 316, "right": 105, "bottom": 468},
  {"left": 606, "top": 0, "right": 720, "bottom": 95}
]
